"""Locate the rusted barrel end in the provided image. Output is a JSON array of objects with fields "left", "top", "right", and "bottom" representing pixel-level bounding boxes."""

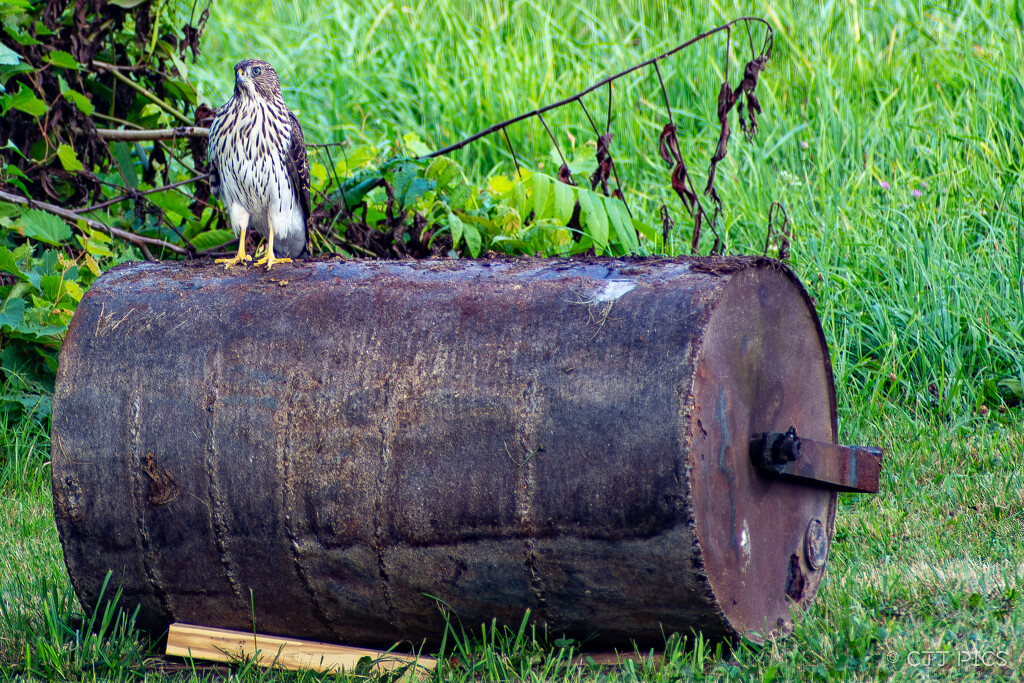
[{"left": 51, "top": 256, "right": 876, "bottom": 647}]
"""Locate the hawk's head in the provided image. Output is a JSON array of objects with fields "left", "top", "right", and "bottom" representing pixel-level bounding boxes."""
[{"left": 233, "top": 59, "right": 281, "bottom": 101}]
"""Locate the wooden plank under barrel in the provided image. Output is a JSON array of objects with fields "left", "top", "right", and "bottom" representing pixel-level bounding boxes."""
[{"left": 50, "top": 256, "right": 878, "bottom": 647}]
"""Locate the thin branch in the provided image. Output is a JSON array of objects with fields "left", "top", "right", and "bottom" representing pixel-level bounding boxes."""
[
  {"left": 423, "top": 17, "right": 771, "bottom": 159},
  {"left": 79, "top": 174, "right": 211, "bottom": 213},
  {"left": 94, "top": 61, "right": 193, "bottom": 125},
  {"left": 652, "top": 59, "right": 674, "bottom": 127},
  {"left": 501, "top": 128, "right": 521, "bottom": 178},
  {"left": 96, "top": 127, "right": 209, "bottom": 141},
  {"left": 577, "top": 97, "right": 630, "bottom": 215},
  {"left": 606, "top": 81, "right": 613, "bottom": 136},
  {"left": 91, "top": 112, "right": 145, "bottom": 130},
  {"left": 537, "top": 113, "right": 574, "bottom": 185},
  {"left": 0, "top": 188, "right": 189, "bottom": 255},
  {"left": 157, "top": 140, "right": 203, "bottom": 177}
]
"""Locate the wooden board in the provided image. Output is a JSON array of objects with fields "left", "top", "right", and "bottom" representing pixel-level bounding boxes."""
[{"left": 165, "top": 623, "right": 437, "bottom": 675}]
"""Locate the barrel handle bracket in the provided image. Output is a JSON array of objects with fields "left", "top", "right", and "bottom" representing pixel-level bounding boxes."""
[{"left": 750, "top": 428, "right": 883, "bottom": 494}]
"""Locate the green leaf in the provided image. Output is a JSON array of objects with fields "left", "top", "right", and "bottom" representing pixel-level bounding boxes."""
[
  {"left": 3, "top": 141, "right": 26, "bottom": 160},
  {"left": 401, "top": 132, "right": 431, "bottom": 157},
  {"left": 189, "top": 229, "right": 235, "bottom": 252},
  {"left": 110, "top": 141, "right": 138, "bottom": 188},
  {"left": 335, "top": 172, "right": 383, "bottom": 210},
  {"left": 633, "top": 217, "right": 659, "bottom": 246},
  {"left": 56, "top": 144, "right": 83, "bottom": 172},
  {"left": 0, "top": 245, "right": 25, "bottom": 278},
  {"left": 448, "top": 183, "right": 472, "bottom": 210},
  {"left": 448, "top": 211, "right": 464, "bottom": 249},
  {"left": 107, "top": 0, "right": 149, "bottom": 8},
  {"left": 43, "top": 50, "right": 78, "bottom": 70},
  {"left": 184, "top": 208, "right": 214, "bottom": 239},
  {"left": 578, "top": 189, "right": 608, "bottom": 253},
  {"left": 426, "top": 157, "right": 461, "bottom": 188},
  {"left": 0, "top": 297, "right": 26, "bottom": 329},
  {"left": 38, "top": 273, "right": 62, "bottom": 301},
  {"left": 4, "top": 24, "right": 40, "bottom": 46},
  {"left": 2, "top": 162, "right": 27, "bottom": 193},
  {"left": 3, "top": 83, "right": 46, "bottom": 117},
  {"left": 605, "top": 196, "right": 639, "bottom": 253},
  {"left": 0, "top": 392, "right": 52, "bottom": 417},
  {"left": 163, "top": 79, "right": 197, "bottom": 107},
  {"left": 20, "top": 209, "right": 71, "bottom": 245},
  {"left": 334, "top": 146, "right": 377, "bottom": 176},
  {"left": 162, "top": 46, "right": 190, "bottom": 81},
  {"left": 1000, "top": 379, "right": 1023, "bottom": 398},
  {"left": 61, "top": 88, "right": 94, "bottom": 116},
  {"left": 532, "top": 173, "right": 551, "bottom": 220},
  {"left": 15, "top": 318, "right": 67, "bottom": 338},
  {"left": 552, "top": 179, "right": 574, "bottom": 224},
  {"left": 389, "top": 164, "right": 435, "bottom": 207},
  {"left": 462, "top": 219, "right": 482, "bottom": 257},
  {"left": 0, "top": 41, "right": 20, "bottom": 65},
  {"left": 146, "top": 189, "right": 192, "bottom": 222},
  {"left": 511, "top": 180, "right": 527, "bottom": 217}
]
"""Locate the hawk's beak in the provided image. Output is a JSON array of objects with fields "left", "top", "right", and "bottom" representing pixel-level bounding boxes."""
[{"left": 235, "top": 69, "right": 243, "bottom": 86}]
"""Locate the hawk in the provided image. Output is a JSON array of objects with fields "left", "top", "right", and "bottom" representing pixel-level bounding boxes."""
[{"left": 208, "top": 59, "right": 310, "bottom": 270}]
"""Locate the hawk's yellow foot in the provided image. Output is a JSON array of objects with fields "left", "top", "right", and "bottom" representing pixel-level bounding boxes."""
[
  {"left": 255, "top": 227, "right": 291, "bottom": 270},
  {"left": 216, "top": 224, "right": 252, "bottom": 268},
  {"left": 254, "top": 252, "right": 291, "bottom": 270},
  {"left": 215, "top": 253, "right": 253, "bottom": 269}
]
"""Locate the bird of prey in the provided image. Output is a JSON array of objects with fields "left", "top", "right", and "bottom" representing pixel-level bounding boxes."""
[{"left": 208, "top": 59, "right": 310, "bottom": 270}]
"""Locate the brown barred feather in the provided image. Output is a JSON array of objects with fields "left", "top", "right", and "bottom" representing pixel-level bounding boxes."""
[{"left": 285, "top": 111, "right": 311, "bottom": 243}]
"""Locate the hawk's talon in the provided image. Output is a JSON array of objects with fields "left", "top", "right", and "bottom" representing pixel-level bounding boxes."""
[
  {"left": 215, "top": 254, "right": 252, "bottom": 269},
  {"left": 255, "top": 254, "right": 291, "bottom": 271}
]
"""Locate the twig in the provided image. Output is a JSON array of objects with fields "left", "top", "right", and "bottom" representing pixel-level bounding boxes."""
[
  {"left": 96, "top": 127, "right": 209, "bottom": 141},
  {"left": 537, "top": 112, "right": 574, "bottom": 185},
  {"left": 501, "top": 128, "right": 521, "bottom": 178},
  {"left": 94, "top": 61, "right": 193, "bottom": 125},
  {"left": 79, "top": 174, "right": 211, "bottom": 214},
  {"left": 91, "top": 112, "right": 145, "bottom": 130},
  {"left": 0, "top": 188, "right": 189, "bottom": 255}
]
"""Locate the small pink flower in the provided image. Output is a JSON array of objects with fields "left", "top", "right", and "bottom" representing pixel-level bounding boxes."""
[
  {"left": 879, "top": 180, "right": 890, "bottom": 190},
  {"left": 911, "top": 189, "right": 923, "bottom": 197}
]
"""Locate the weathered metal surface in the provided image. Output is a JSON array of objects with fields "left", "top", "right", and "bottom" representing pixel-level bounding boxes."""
[
  {"left": 51, "top": 256, "right": 870, "bottom": 647},
  {"left": 751, "top": 429, "right": 883, "bottom": 493}
]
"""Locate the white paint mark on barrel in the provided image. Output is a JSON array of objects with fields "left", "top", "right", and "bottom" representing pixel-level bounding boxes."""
[
  {"left": 595, "top": 280, "right": 635, "bottom": 302},
  {"left": 740, "top": 520, "right": 752, "bottom": 572}
]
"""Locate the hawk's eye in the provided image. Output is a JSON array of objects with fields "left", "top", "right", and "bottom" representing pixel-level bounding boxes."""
[{"left": 251, "top": 66, "right": 262, "bottom": 76}]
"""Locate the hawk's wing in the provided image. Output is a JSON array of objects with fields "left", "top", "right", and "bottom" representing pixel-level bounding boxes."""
[
  {"left": 207, "top": 105, "right": 224, "bottom": 202},
  {"left": 285, "top": 111, "right": 311, "bottom": 251}
]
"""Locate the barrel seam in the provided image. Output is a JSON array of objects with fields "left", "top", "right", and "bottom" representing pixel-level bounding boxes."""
[
  {"left": 516, "top": 377, "right": 551, "bottom": 626},
  {"left": 373, "top": 379, "right": 399, "bottom": 633},
  {"left": 281, "top": 395, "right": 337, "bottom": 632},
  {"left": 129, "top": 388, "right": 175, "bottom": 621},
  {"left": 204, "top": 382, "right": 250, "bottom": 620}
]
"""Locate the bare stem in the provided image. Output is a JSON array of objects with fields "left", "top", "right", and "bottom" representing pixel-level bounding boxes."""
[
  {"left": 423, "top": 17, "right": 772, "bottom": 160},
  {"left": 94, "top": 61, "right": 193, "bottom": 125},
  {"left": 96, "top": 127, "right": 209, "bottom": 141},
  {"left": 0, "top": 188, "right": 189, "bottom": 255}
]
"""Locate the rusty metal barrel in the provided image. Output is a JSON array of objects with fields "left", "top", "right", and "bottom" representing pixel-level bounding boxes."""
[{"left": 51, "top": 256, "right": 880, "bottom": 647}]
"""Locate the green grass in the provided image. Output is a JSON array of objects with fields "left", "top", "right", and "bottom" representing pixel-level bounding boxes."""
[{"left": 2, "top": 0, "right": 1024, "bottom": 680}]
